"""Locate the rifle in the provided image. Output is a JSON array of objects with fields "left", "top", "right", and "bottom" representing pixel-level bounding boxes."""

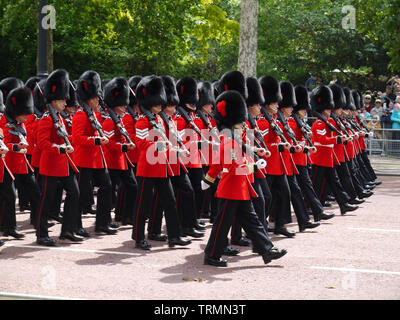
[
  {"left": 141, "top": 108, "right": 174, "bottom": 176},
  {"left": 107, "top": 107, "right": 135, "bottom": 147},
  {"left": 260, "top": 106, "right": 289, "bottom": 144},
  {"left": 0, "top": 133, "right": 14, "bottom": 180},
  {"left": 311, "top": 110, "right": 344, "bottom": 136},
  {"left": 158, "top": 111, "right": 189, "bottom": 173},
  {"left": 276, "top": 110, "right": 301, "bottom": 147},
  {"left": 47, "top": 104, "right": 79, "bottom": 172},
  {"left": 292, "top": 113, "right": 315, "bottom": 148},
  {"left": 60, "top": 110, "right": 72, "bottom": 128},
  {"left": 246, "top": 110, "right": 270, "bottom": 153},
  {"left": 5, "top": 114, "right": 29, "bottom": 150},
  {"left": 177, "top": 106, "right": 212, "bottom": 144},
  {"left": 196, "top": 109, "right": 221, "bottom": 143},
  {"left": 81, "top": 102, "right": 106, "bottom": 139}
]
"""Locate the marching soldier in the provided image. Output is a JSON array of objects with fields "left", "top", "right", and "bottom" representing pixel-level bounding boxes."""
[
  {"left": 132, "top": 75, "right": 191, "bottom": 250},
  {"left": 1, "top": 86, "right": 41, "bottom": 239},
  {"left": 278, "top": 81, "right": 320, "bottom": 232},
  {"left": 291, "top": 85, "right": 335, "bottom": 222},
  {"left": 73, "top": 70, "right": 117, "bottom": 236},
  {"left": 202, "top": 90, "right": 287, "bottom": 267},
  {"left": 36, "top": 69, "right": 83, "bottom": 245},
  {"left": 310, "top": 85, "right": 359, "bottom": 215},
  {"left": 102, "top": 78, "right": 138, "bottom": 230},
  {"left": 258, "top": 75, "right": 295, "bottom": 238}
]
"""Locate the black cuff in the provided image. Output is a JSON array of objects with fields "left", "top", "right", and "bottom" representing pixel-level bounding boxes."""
[
  {"left": 94, "top": 137, "right": 101, "bottom": 145},
  {"left": 303, "top": 147, "right": 309, "bottom": 154},
  {"left": 336, "top": 136, "right": 342, "bottom": 144},
  {"left": 343, "top": 140, "right": 348, "bottom": 145},
  {"left": 59, "top": 147, "right": 66, "bottom": 154},
  {"left": 278, "top": 145, "right": 284, "bottom": 152},
  {"left": 12, "top": 144, "right": 19, "bottom": 152},
  {"left": 121, "top": 145, "right": 128, "bottom": 153},
  {"left": 289, "top": 146, "right": 295, "bottom": 153}
]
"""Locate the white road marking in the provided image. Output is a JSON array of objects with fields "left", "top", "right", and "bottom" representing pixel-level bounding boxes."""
[
  {"left": 3, "top": 243, "right": 141, "bottom": 256},
  {"left": 311, "top": 266, "right": 400, "bottom": 276},
  {"left": 0, "top": 292, "right": 82, "bottom": 300},
  {"left": 348, "top": 227, "right": 400, "bottom": 233}
]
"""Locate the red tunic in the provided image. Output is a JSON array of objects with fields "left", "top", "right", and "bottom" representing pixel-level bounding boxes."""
[
  {"left": 310, "top": 118, "right": 338, "bottom": 168},
  {"left": 71, "top": 110, "right": 105, "bottom": 169},
  {"left": 102, "top": 117, "right": 129, "bottom": 171},
  {"left": 134, "top": 114, "right": 172, "bottom": 178},
  {"left": 206, "top": 134, "right": 258, "bottom": 200},
  {"left": 37, "top": 113, "right": 75, "bottom": 177}
]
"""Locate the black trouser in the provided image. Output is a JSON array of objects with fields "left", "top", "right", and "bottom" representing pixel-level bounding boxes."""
[
  {"left": 36, "top": 169, "right": 80, "bottom": 238},
  {"left": 296, "top": 165, "right": 324, "bottom": 219},
  {"left": 187, "top": 168, "right": 204, "bottom": 219},
  {"left": 335, "top": 162, "right": 357, "bottom": 200},
  {"left": 357, "top": 153, "right": 374, "bottom": 182},
  {"left": 287, "top": 175, "right": 310, "bottom": 225},
  {"left": 311, "top": 165, "right": 350, "bottom": 207},
  {"left": 14, "top": 172, "right": 41, "bottom": 227},
  {"left": 132, "top": 176, "right": 181, "bottom": 242},
  {"left": 109, "top": 168, "right": 137, "bottom": 223},
  {"left": 0, "top": 170, "right": 17, "bottom": 231},
  {"left": 361, "top": 150, "right": 377, "bottom": 180},
  {"left": 15, "top": 155, "right": 31, "bottom": 211},
  {"left": 231, "top": 177, "right": 268, "bottom": 241},
  {"left": 148, "top": 172, "right": 197, "bottom": 235},
  {"left": 266, "top": 174, "right": 292, "bottom": 227},
  {"left": 346, "top": 160, "right": 366, "bottom": 197},
  {"left": 259, "top": 177, "right": 272, "bottom": 221},
  {"left": 208, "top": 178, "right": 220, "bottom": 221},
  {"left": 77, "top": 167, "right": 112, "bottom": 228},
  {"left": 205, "top": 199, "right": 273, "bottom": 259}
]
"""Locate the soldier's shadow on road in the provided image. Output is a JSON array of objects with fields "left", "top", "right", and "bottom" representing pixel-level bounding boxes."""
[
  {"left": 0, "top": 242, "right": 47, "bottom": 260},
  {"left": 158, "top": 244, "right": 284, "bottom": 284},
  {"left": 74, "top": 240, "right": 145, "bottom": 266}
]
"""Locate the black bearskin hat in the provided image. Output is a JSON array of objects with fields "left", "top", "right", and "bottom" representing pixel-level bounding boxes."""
[
  {"left": 176, "top": 76, "right": 198, "bottom": 106},
  {"left": 279, "top": 81, "right": 297, "bottom": 108},
  {"left": 128, "top": 76, "right": 142, "bottom": 107},
  {"left": 246, "top": 77, "right": 265, "bottom": 107},
  {"left": 214, "top": 90, "right": 248, "bottom": 130},
  {"left": 104, "top": 77, "right": 129, "bottom": 109},
  {"left": 310, "top": 85, "right": 334, "bottom": 113},
  {"left": 66, "top": 81, "right": 79, "bottom": 108},
  {"left": 351, "top": 89, "right": 361, "bottom": 110},
  {"left": 5, "top": 86, "right": 34, "bottom": 119},
  {"left": 136, "top": 76, "right": 167, "bottom": 111},
  {"left": 343, "top": 87, "right": 355, "bottom": 111},
  {"left": 0, "top": 77, "right": 24, "bottom": 102},
  {"left": 44, "top": 69, "right": 70, "bottom": 102},
  {"left": 329, "top": 83, "right": 346, "bottom": 109},
  {"left": 259, "top": 75, "right": 282, "bottom": 105},
  {"left": 294, "top": 85, "right": 311, "bottom": 113},
  {"left": 101, "top": 79, "right": 111, "bottom": 91},
  {"left": 162, "top": 76, "right": 179, "bottom": 106},
  {"left": 25, "top": 76, "right": 42, "bottom": 94},
  {"left": 197, "top": 81, "right": 216, "bottom": 109},
  {"left": 33, "top": 79, "right": 47, "bottom": 114},
  {"left": 77, "top": 70, "right": 103, "bottom": 103},
  {"left": 217, "top": 70, "right": 248, "bottom": 99}
]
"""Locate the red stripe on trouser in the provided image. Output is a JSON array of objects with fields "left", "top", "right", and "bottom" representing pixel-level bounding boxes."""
[
  {"left": 210, "top": 199, "right": 228, "bottom": 257},
  {"left": 135, "top": 178, "right": 145, "bottom": 241},
  {"left": 37, "top": 176, "right": 48, "bottom": 239},
  {"left": 150, "top": 191, "right": 159, "bottom": 233}
]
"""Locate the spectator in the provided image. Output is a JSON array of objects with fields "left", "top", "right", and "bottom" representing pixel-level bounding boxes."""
[
  {"left": 363, "top": 94, "right": 374, "bottom": 112},
  {"left": 305, "top": 75, "right": 317, "bottom": 92},
  {"left": 381, "top": 100, "right": 394, "bottom": 130},
  {"left": 341, "top": 78, "right": 351, "bottom": 89},
  {"left": 370, "top": 99, "right": 384, "bottom": 119},
  {"left": 329, "top": 74, "right": 338, "bottom": 85},
  {"left": 382, "top": 85, "right": 396, "bottom": 106},
  {"left": 365, "top": 73, "right": 376, "bottom": 91},
  {"left": 360, "top": 107, "right": 371, "bottom": 121},
  {"left": 391, "top": 103, "right": 400, "bottom": 140}
]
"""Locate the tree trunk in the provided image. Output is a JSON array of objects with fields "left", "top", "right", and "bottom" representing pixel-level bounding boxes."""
[{"left": 238, "top": 0, "right": 259, "bottom": 78}]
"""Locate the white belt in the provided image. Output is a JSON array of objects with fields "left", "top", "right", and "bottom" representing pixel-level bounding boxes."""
[{"left": 314, "top": 142, "right": 334, "bottom": 148}]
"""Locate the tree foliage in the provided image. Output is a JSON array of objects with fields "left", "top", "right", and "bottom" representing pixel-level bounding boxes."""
[{"left": 0, "top": 0, "right": 397, "bottom": 87}]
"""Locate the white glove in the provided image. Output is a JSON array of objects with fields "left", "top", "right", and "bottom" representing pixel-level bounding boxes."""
[
  {"left": 201, "top": 180, "right": 210, "bottom": 190},
  {"left": 256, "top": 158, "right": 267, "bottom": 169}
]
